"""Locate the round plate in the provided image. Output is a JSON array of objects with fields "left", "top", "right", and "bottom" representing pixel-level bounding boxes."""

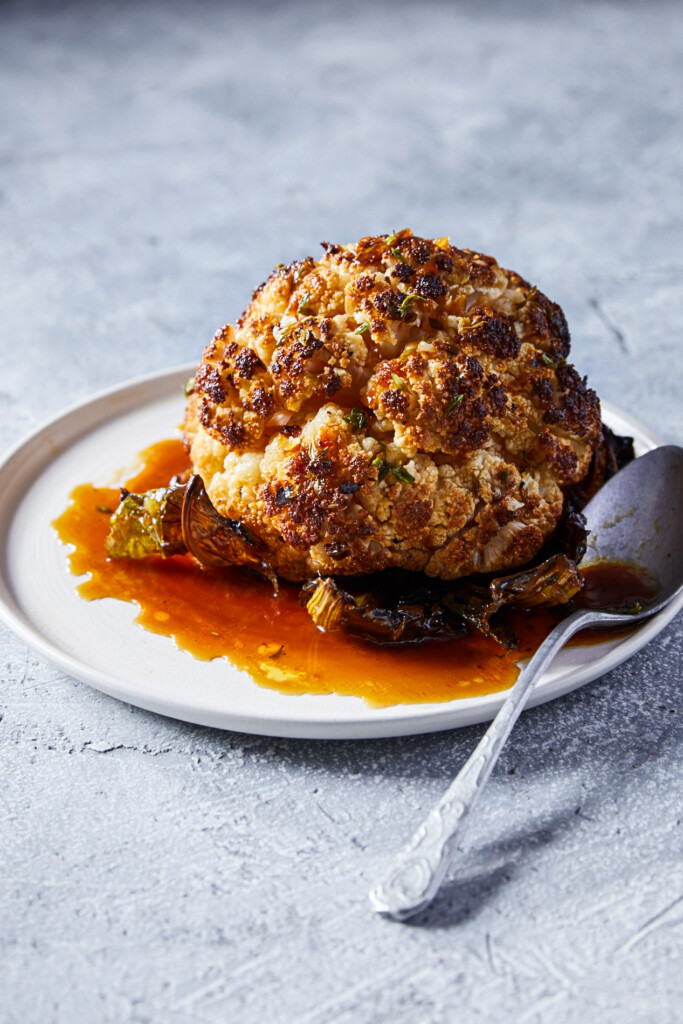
[{"left": 0, "top": 365, "right": 680, "bottom": 739}]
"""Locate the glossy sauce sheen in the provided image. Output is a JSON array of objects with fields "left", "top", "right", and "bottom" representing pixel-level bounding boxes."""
[
  {"left": 52, "top": 440, "right": 640, "bottom": 707},
  {"left": 574, "top": 562, "right": 656, "bottom": 611}
]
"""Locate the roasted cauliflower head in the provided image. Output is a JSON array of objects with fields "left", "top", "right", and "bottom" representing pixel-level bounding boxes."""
[{"left": 184, "top": 231, "right": 601, "bottom": 582}]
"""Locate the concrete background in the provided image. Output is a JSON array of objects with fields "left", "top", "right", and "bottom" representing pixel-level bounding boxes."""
[{"left": 1, "top": 1, "right": 681, "bottom": 1021}]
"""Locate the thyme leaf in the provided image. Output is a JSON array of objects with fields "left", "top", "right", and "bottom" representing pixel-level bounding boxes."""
[
  {"left": 399, "top": 292, "right": 418, "bottom": 318},
  {"left": 391, "top": 247, "right": 408, "bottom": 264},
  {"left": 293, "top": 262, "right": 310, "bottom": 284},
  {"left": 343, "top": 407, "right": 367, "bottom": 431},
  {"left": 373, "top": 452, "right": 414, "bottom": 484},
  {"left": 447, "top": 393, "right": 464, "bottom": 411},
  {"left": 184, "top": 376, "right": 195, "bottom": 397},
  {"left": 354, "top": 321, "right": 371, "bottom": 335},
  {"left": 391, "top": 465, "right": 415, "bottom": 484},
  {"left": 297, "top": 290, "right": 312, "bottom": 314},
  {"left": 274, "top": 322, "right": 297, "bottom": 346}
]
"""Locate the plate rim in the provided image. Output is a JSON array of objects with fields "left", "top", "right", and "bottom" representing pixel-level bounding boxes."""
[{"left": 0, "top": 364, "right": 680, "bottom": 740}]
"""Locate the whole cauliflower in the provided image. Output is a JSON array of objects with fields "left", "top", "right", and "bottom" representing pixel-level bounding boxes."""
[{"left": 184, "top": 231, "right": 601, "bottom": 582}]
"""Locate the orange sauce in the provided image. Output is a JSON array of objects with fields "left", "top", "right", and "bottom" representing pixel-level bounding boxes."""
[
  {"left": 567, "top": 562, "right": 656, "bottom": 647},
  {"left": 575, "top": 562, "right": 656, "bottom": 611},
  {"left": 52, "top": 440, "right": 637, "bottom": 707}
]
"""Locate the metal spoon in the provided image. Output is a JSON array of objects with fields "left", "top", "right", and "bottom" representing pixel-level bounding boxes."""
[{"left": 370, "top": 444, "right": 683, "bottom": 921}]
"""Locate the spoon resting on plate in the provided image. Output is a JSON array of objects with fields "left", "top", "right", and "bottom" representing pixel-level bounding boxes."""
[{"left": 370, "top": 444, "right": 683, "bottom": 922}]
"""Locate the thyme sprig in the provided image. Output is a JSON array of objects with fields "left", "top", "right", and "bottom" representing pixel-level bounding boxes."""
[
  {"left": 461, "top": 317, "right": 486, "bottom": 332},
  {"left": 391, "top": 465, "right": 415, "bottom": 484},
  {"left": 517, "top": 285, "right": 538, "bottom": 309},
  {"left": 399, "top": 292, "right": 418, "bottom": 318},
  {"left": 273, "top": 322, "right": 298, "bottom": 346},
  {"left": 372, "top": 455, "right": 415, "bottom": 484},
  {"left": 297, "top": 290, "right": 312, "bottom": 314},
  {"left": 541, "top": 352, "right": 567, "bottom": 368},
  {"left": 343, "top": 407, "right": 367, "bottom": 431}
]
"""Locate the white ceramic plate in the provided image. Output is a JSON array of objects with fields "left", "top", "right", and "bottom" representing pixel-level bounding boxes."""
[{"left": 0, "top": 364, "right": 680, "bottom": 739}]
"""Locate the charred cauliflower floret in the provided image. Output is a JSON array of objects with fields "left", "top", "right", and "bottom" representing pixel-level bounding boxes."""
[{"left": 184, "top": 231, "right": 601, "bottom": 582}]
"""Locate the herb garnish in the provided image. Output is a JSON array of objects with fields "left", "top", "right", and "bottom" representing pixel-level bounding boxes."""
[
  {"left": 391, "top": 247, "right": 408, "bottom": 264},
  {"left": 343, "top": 407, "right": 367, "bottom": 431},
  {"left": 541, "top": 352, "right": 568, "bottom": 369},
  {"left": 274, "top": 322, "right": 298, "bottom": 346},
  {"left": 462, "top": 318, "right": 485, "bottom": 331},
  {"left": 184, "top": 376, "right": 195, "bottom": 396},
  {"left": 447, "top": 394, "right": 464, "bottom": 411},
  {"left": 297, "top": 290, "right": 312, "bottom": 314},
  {"left": 354, "top": 321, "right": 371, "bottom": 335},
  {"left": 391, "top": 465, "right": 415, "bottom": 484},
  {"left": 373, "top": 455, "right": 414, "bottom": 484},
  {"left": 399, "top": 293, "right": 417, "bottom": 318},
  {"left": 391, "top": 372, "right": 407, "bottom": 391}
]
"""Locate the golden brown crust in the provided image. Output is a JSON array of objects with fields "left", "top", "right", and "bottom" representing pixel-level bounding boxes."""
[{"left": 184, "top": 231, "right": 601, "bottom": 581}]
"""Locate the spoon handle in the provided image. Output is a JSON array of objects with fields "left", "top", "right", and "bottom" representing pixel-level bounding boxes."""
[{"left": 369, "top": 607, "right": 595, "bottom": 921}]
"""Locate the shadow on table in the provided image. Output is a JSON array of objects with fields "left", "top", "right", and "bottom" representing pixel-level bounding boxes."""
[
  {"left": 395, "top": 804, "right": 580, "bottom": 930},
  {"left": 114, "top": 617, "right": 680, "bottom": 930}
]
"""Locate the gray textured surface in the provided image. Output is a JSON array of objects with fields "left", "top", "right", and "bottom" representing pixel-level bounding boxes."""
[{"left": 1, "top": 1, "right": 682, "bottom": 1021}]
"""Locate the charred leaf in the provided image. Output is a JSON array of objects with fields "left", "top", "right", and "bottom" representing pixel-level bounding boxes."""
[
  {"left": 301, "top": 555, "right": 582, "bottom": 648},
  {"left": 105, "top": 486, "right": 185, "bottom": 559},
  {"left": 302, "top": 574, "right": 468, "bottom": 646},
  {"left": 105, "top": 475, "right": 277, "bottom": 589}
]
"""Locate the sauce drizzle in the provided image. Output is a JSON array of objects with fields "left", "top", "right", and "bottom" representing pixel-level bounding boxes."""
[{"left": 52, "top": 440, "right": 643, "bottom": 707}]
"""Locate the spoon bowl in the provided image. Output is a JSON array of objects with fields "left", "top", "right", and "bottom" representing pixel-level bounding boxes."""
[{"left": 581, "top": 444, "right": 683, "bottom": 610}]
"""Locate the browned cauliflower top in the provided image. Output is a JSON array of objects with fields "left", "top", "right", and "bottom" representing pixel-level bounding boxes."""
[{"left": 184, "top": 231, "right": 601, "bottom": 582}]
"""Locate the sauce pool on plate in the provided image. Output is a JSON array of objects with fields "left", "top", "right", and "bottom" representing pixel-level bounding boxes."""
[{"left": 52, "top": 440, "right": 646, "bottom": 707}]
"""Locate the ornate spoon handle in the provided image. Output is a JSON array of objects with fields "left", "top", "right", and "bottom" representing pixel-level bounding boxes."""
[{"left": 369, "top": 608, "right": 596, "bottom": 921}]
